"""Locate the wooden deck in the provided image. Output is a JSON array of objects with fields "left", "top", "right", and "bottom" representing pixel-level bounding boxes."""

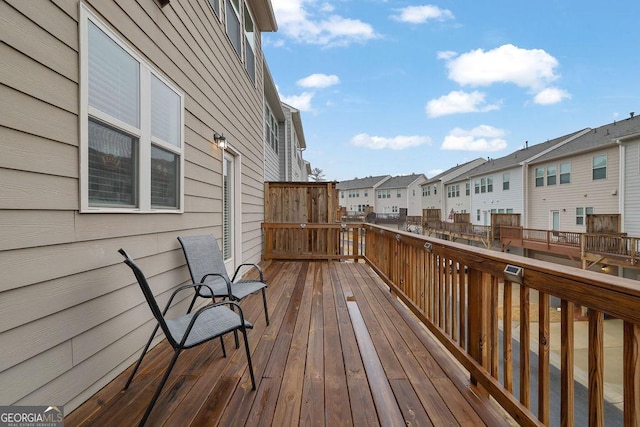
[{"left": 65, "top": 261, "right": 510, "bottom": 426}]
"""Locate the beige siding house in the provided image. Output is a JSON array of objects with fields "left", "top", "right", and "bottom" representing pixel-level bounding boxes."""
[
  {"left": 526, "top": 117, "right": 640, "bottom": 232},
  {"left": 0, "top": 0, "right": 276, "bottom": 414}
]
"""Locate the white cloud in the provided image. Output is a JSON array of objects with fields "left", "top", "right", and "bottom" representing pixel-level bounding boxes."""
[
  {"left": 297, "top": 73, "right": 340, "bottom": 88},
  {"left": 280, "top": 92, "right": 315, "bottom": 112},
  {"left": 428, "top": 168, "right": 444, "bottom": 176},
  {"left": 426, "top": 90, "right": 500, "bottom": 117},
  {"left": 350, "top": 133, "right": 431, "bottom": 150},
  {"left": 444, "top": 44, "right": 560, "bottom": 91},
  {"left": 441, "top": 125, "right": 507, "bottom": 151},
  {"left": 391, "top": 5, "right": 454, "bottom": 24},
  {"left": 437, "top": 50, "right": 457, "bottom": 60},
  {"left": 270, "top": 0, "right": 378, "bottom": 46},
  {"left": 533, "top": 87, "right": 571, "bottom": 105}
]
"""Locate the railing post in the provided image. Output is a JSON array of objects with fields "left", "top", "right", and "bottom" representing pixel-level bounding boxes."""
[
  {"left": 624, "top": 322, "right": 640, "bottom": 427},
  {"left": 467, "top": 268, "right": 489, "bottom": 395}
]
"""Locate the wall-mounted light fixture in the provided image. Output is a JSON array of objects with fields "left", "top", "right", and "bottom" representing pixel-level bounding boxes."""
[{"left": 214, "top": 132, "right": 227, "bottom": 150}]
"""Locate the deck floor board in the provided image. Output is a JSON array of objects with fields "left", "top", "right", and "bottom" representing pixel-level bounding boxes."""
[{"left": 65, "top": 261, "right": 510, "bottom": 426}]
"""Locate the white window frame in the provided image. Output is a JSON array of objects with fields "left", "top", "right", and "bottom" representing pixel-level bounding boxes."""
[
  {"left": 243, "top": 5, "right": 256, "bottom": 85},
  {"left": 226, "top": 0, "right": 242, "bottom": 57},
  {"left": 79, "top": 6, "right": 185, "bottom": 213}
]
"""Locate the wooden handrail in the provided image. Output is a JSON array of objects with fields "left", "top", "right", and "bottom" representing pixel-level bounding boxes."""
[{"left": 363, "top": 224, "right": 640, "bottom": 426}]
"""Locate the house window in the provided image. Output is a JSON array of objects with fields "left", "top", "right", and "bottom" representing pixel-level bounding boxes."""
[
  {"left": 397, "top": 189, "right": 401, "bottom": 198},
  {"left": 547, "top": 165, "right": 557, "bottom": 185},
  {"left": 474, "top": 180, "right": 480, "bottom": 194},
  {"left": 455, "top": 184, "right": 460, "bottom": 197},
  {"left": 264, "top": 104, "right": 278, "bottom": 153},
  {"left": 423, "top": 186, "right": 430, "bottom": 196},
  {"left": 465, "top": 183, "right": 470, "bottom": 196},
  {"left": 481, "top": 178, "right": 486, "bottom": 193},
  {"left": 506, "top": 208, "right": 514, "bottom": 213},
  {"left": 209, "top": 0, "right": 220, "bottom": 17},
  {"left": 392, "top": 206, "right": 398, "bottom": 213},
  {"left": 433, "top": 185, "right": 437, "bottom": 195},
  {"left": 476, "top": 209, "right": 480, "bottom": 221},
  {"left": 576, "top": 207, "right": 594, "bottom": 225},
  {"left": 244, "top": 6, "right": 255, "bottom": 84},
  {"left": 487, "top": 177, "right": 493, "bottom": 192},
  {"left": 82, "top": 9, "right": 184, "bottom": 212},
  {"left": 502, "top": 173, "right": 510, "bottom": 190},
  {"left": 364, "top": 190, "right": 368, "bottom": 197},
  {"left": 341, "top": 191, "right": 344, "bottom": 199},
  {"left": 535, "top": 167, "right": 545, "bottom": 187},
  {"left": 560, "top": 162, "right": 570, "bottom": 184},
  {"left": 226, "top": 0, "right": 242, "bottom": 56},
  {"left": 378, "top": 190, "right": 390, "bottom": 199},
  {"left": 593, "top": 154, "right": 607, "bottom": 180}
]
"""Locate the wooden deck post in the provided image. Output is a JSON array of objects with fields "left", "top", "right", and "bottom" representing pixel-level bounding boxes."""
[{"left": 467, "top": 268, "right": 489, "bottom": 395}]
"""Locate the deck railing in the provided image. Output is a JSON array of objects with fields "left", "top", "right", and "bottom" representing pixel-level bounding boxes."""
[
  {"left": 424, "top": 220, "right": 492, "bottom": 240},
  {"left": 502, "top": 226, "right": 640, "bottom": 265},
  {"left": 262, "top": 221, "right": 640, "bottom": 426},
  {"left": 364, "top": 223, "right": 640, "bottom": 426},
  {"left": 262, "top": 222, "right": 364, "bottom": 260}
]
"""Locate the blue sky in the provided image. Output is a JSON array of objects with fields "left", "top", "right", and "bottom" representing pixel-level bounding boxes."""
[{"left": 262, "top": 1, "right": 640, "bottom": 181}]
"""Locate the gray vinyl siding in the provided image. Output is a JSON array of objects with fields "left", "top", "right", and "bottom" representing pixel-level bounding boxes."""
[
  {"left": 623, "top": 140, "right": 640, "bottom": 235},
  {"left": 0, "top": 0, "right": 267, "bottom": 413},
  {"left": 264, "top": 142, "right": 280, "bottom": 181}
]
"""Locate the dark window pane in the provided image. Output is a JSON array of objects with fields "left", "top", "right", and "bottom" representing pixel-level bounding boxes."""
[
  {"left": 151, "top": 145, "right": 179, "bottom": 208},
  {"left": 88, "top": 119, "right": 137, "bottom": 206}
]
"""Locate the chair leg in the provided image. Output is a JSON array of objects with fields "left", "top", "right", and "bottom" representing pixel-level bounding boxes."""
[
  {"left": 241, "top": 327, "right": 256, "bottom": 390},
  {"left": 261, "top": 287, "right": 270, "bottom": 326},
  {"left": 220, "top": 335, "right": 226, "bottom": 357},
  {"left": 124, "top": 322, "right": 160, "bottom": 390},
  {"left": 139, "top": 349, "right": 181, "bottom": 427}
]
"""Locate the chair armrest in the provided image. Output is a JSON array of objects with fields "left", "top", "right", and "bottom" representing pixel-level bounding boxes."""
[
  {"left": 231, "top": 263, "right": 264, "bottom": 282},
  {"left": 162, "top": 283, "right": 216, "bottom": 314},
  {"left": 200, "top": 273, "right": 232, "bottom": 296}
]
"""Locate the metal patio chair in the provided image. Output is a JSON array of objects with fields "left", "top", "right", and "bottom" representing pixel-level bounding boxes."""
[
  {"left": 178, "top": 234, "right": 269, "bottom": 326},
  {"left": 118, "top": 249, "right": 256, "bottom": 427}
]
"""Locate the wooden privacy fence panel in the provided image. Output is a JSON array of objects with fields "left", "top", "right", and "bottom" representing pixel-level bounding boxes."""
[
  {"left": 264, "top": 181, "right": 338, "bottom": 223},
  {"left": 363, "top": 223, "right": 640, "bottom": 427}
]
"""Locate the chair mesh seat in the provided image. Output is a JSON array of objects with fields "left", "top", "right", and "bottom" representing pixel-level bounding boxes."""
[
  {"left": 166, "top": 307, "right": 252, "bottom": 348},
  {"left": 199, "top": 278, "right": 267, "bottom": 301}
]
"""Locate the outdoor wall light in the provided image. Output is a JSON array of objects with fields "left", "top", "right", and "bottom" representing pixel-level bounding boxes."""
[
  {"left": 424, "top": 242, "right": 433, "bottom": 252},
  {"left": 214, "top": 132, "right": 227, "bottom": 149}
]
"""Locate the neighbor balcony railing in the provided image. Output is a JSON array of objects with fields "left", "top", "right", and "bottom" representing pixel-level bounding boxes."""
[{"left": 261, "top": 221, "right": 640, "bottom": 426}]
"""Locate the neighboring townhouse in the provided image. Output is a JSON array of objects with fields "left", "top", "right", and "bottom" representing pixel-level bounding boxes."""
[
  {"left": 263, "top": 59, "right": 286, "bottom": 181},
  {"left": 0, "top": 0, "right": 277, "bottom": 413},
  {"left": 303, "top": 160, "right": 311, "bottom": 181},
  {"left": 421, "top": 158, "right": 486, "bottom": 220},
  {"left": 376, "top": 173, "right": 428, "bottom": 216},
  {"left": 280, "top": 102, "right": 307, "bottom": 181},
  {"left": 467, "top": 130, "right": 589, "bottom": 226},
  {"left": 619, "top": 129, "right": 640, "bottom": 237},
  {"left": 526, "top": 116, "right": 640, "bottom": 232},
  {"left": 337, "top": 175, "right": 390, "bottom": 214}
]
